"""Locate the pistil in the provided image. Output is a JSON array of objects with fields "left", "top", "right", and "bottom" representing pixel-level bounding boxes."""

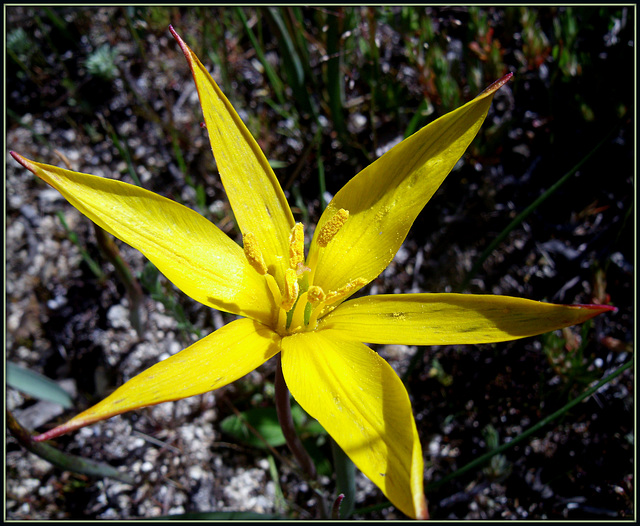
[{"left": 243, "top": 212, "right": 365, "bottom": 335}]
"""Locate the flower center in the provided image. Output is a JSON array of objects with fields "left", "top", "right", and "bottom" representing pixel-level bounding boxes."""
[{"left": 243, "top": 208, "right": 365, "bottom": 336}]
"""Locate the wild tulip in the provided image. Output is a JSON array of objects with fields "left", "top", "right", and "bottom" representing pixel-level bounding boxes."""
[{"left": 10, "top": 26, "right": 615, "bottom": 520}]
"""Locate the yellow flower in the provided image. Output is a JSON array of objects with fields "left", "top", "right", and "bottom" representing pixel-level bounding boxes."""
[{"left": 10, "top": 27, "right": 614, "bottom": 520}]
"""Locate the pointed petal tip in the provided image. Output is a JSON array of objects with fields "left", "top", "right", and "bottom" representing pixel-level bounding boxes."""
[
  {"left": 33, "top": 422, "right": 78, "bottom": 442},
  {"left": 32, "top": 413, "right": 98, "bottom": 442},
  {"left": 576, "top": 303, "right": 618, "bottom": 314},
  {"left": 169, "top": 25, "right": 191, "bottom": 61},
  {"left": 10, "top": 151, "right": 30, "bottom": 169},
  {"left": 481, "top": 72, "right": 514, "bottom": 96},
  {"left": 415, "top": 494, "right": 430, "bottom": 520}
]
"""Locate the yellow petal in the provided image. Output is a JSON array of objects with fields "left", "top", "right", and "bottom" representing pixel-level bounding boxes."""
[
  {"left": 321, "top": 293, "right": 616, "bottom": 345},
  {"left": 11, "top": 152, "right": 273, "bottom": 321},
  {"left": 308, "top": 75, "right": 512, "bottom": 299},
  {"left": 171, "top": 27, "right": 295, "bottom": 286},
  {"left": 281, "top": 331, "right": 427, "bottom": 519},
  {"left": 34, "top": 318, "right": 281, "bottom": 441}
]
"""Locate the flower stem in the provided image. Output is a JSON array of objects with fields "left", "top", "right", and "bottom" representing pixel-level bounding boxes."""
[{"left": 274, "top": 354, "right": 317, "bottom": 480}]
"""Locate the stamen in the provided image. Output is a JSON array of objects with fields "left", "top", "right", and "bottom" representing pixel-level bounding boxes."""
[
  {"left": 243, "top": 232, "right": 267, "bottom": 275},
  {"left": 307, "top": 285, "right": 326, "bottom": 306},
  {"left": 282, "top": 268, "right": 299, "bottom": 311},
  {"left": 289, "top": 222, "right": 305, "bottom": 269},
  {"left": 317, "top": 208, "right": 349, "bottom": 247},
  {"left": 307, "top": 279, "right": 368, "bottom": 329},
  {"left": 324, "top": 277, "right": 368, "bottom": 305}
]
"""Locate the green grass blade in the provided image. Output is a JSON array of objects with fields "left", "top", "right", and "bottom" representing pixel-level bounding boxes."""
[
  {"left": 426, "top": 359, "right": 633, "bottom": 491},
  {"left": 325, "top": 9, "right": 348, "bottom": 141},
  {"left": 360, "top": 359, "right": 632, "bottom": 516},
  {"left": 56, "top": 211, "right": 105, "bottom": 280},
  {"left": 266, "top": 7, "right": 314, "bottom": 117},
  {"left": 459, "top": 127, "right": 618, "bottom": 291},
  {"left": 98, "top": 114, "right": 142, "bottom": 187},
  {"left": 330, "top": 437, "right": 356, "bottom": 518},
  {"left": 235, "top": 7, "right": 286, "bottom": 105}
]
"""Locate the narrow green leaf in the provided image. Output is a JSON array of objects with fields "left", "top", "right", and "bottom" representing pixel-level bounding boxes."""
[
  {"left": 7, "top": 411, "right": 133, "bottom": 484},
  {"left": 56, "top": 209, "right": 105, "bottom": 280},
  {"left": 7, "top": 361, "right": 74, "bottom": 409},
  {"left": 330, "top": 437, "right": 356, "bottom": 518},
  {"left": 266, "top": 7, "right": 317, "bottom": 118},
  {"left": 458, "top": 127, "right": 618, "bottom": 291},
  {"left": 235, "top": 7, "right": 286, "bottom": 105},
  {"left": 325, "top": 9, "right": 348, "bottom": 142},
  {"left": 426, "top": 359, "right": 633, "bottom": 491}
]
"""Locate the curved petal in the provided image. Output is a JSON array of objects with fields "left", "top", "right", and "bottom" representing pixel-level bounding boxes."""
[
  {"left": 11, "top": 152, "right": 274, "bottom": 321},
  {"left": 308, "top": 75, "right": 512, "bottom": 300},
  {"left": 281, "top": 331, "right": 427, "bottom": 519},
  {"left": 34, "top": 318, "right": 281, "bottom": 441},
  {"left": 171, "top": 27, "right": 295, "bottom": 286},
  {"left": 320, "top": 293, "right": 616, "bottom": 345}
]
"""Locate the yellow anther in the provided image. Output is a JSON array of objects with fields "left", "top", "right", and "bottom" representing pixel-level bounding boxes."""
[
  {"left": 307, "top": 285, "right": 326, "bottom": 306},
  {"left": 243, "top": 232, "right": 267, "bottom": 275},
  {"left": 317, "top": 208, "right": 349, "bottom": 247},
  {"left": 282, "top": 268, "right": 299, "bottom": 311},
  {"left": 289, "top": 222, "right": 305, "bottom": 269},
  {"left": 325, "top": 277, "right": 368, "bottom": 305}
]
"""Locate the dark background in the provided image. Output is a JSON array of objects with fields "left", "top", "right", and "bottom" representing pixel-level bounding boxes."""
[{"left": 6, "top": 6, "right": 634, "bottom": 520}]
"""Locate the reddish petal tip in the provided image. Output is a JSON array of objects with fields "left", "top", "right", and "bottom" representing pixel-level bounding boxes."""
[
  {"left": 577, "top": 303, "right": 618, "bottom": 314},
  {"left": 169, "top": 25, "right": 185, "bottom": 48},
  {"left": 10, "top": 151, "right": 36, "bottom": 172},
  {"left": 33, "top": 422, "right": 78, "bottom": 442},
  {"left": 169, "top": 25, "right": 193, "bottom": 67},
  {"left": 482, "top": 72, "right": 514, "bottom": 96}
]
